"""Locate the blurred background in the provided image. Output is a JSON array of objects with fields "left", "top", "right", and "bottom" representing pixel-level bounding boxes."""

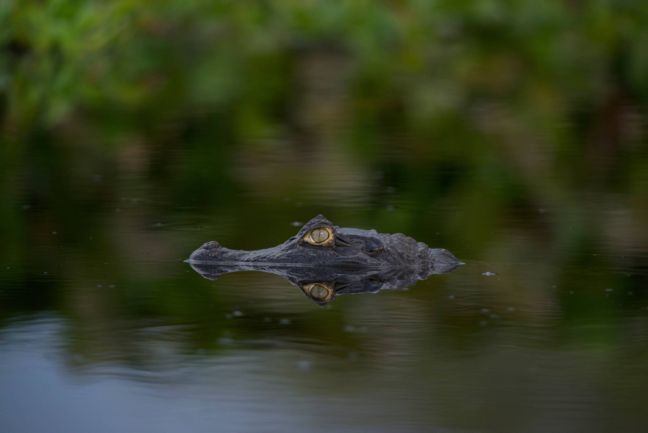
[{"left": 1, "top": 1, "right": 648, "bottom": 432}]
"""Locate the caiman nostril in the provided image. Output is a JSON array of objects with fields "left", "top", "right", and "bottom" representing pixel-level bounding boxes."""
[
  {"left": 187, "top": 241, "right": 221, "bottom": 262},
  {"left": 427, "top": 248, "right": 462, "bottom": 273}
]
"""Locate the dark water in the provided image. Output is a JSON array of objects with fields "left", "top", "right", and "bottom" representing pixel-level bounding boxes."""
[
  {"left": 3, "top": 3, "right": 648, "bottom": 432},
  {"left": 2, "top": 139, "right": 648, "bottom": 433}
]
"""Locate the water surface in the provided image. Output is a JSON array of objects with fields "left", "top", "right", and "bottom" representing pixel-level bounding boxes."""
[{"left": 2, "top": 138, "right": 648, "bottom": 433}]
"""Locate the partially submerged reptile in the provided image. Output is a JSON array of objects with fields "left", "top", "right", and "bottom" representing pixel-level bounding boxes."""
[{"left": 187, "top": 215, "right": 461, "bottom": 304}]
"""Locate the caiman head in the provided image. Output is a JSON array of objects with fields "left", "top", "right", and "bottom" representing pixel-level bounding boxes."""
[{"left": 187, "top": 215, "right": 461, "bottom": 304}]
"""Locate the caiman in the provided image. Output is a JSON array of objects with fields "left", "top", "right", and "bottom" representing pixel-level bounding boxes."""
[{"left": 186, "top": 215, "right": 461, "bottom": 304}]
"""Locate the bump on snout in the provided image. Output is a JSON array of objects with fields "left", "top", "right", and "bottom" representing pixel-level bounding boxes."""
[
  {"left": 429, "top": 248, "right": 462, "bottom": 273},
  {"left": 187, "top": 241, "right": 221, "bottom": 262}
]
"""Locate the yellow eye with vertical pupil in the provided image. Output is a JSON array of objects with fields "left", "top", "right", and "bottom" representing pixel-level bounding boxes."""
[
  {"left": 310, "top": 284, "right": 330, "bottom": 300},
  {"left": 303, "top": 227, "right": 334, "bottom": 246},
  {"left": 311, "top": 228, "right": 329, "bottom": 243},
  {"left": 302, "top": 282, "right": 334, "bottom": 303}
]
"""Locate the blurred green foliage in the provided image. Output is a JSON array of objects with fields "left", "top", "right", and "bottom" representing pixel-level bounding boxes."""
[{"left": 3, "top": 0, "right": 648, "bottom": 129}]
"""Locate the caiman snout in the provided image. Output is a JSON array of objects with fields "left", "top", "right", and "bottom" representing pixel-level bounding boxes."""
[
  {"left": 186, "top": 241, "right": 221, "bottom": 263},
  {"left": 427, "top": 248, "right": 463, "bottom": 273}
]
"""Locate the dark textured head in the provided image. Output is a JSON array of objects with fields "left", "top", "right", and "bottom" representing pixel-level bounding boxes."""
[
  {"left": 187, "top": 215, "right": 462, "bottom": 304},
  {"left": 187, "top": 214, "right": 460, "bottom": 274}
]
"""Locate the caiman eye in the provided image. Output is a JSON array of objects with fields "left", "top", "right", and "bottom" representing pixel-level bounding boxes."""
[
  {"left": 303, "top": 227, "right": 334, "bottom": 246},
  {"left": 302, "top": 282, "right": 335, "bottom": 303}
]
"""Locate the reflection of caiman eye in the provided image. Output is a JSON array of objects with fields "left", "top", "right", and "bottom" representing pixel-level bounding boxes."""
[
  {"left": 303, "top": 227, "right": 334, "bottom": 246},
  {"left": 302, "top": 282, "right": 335, "bottom": 303}
]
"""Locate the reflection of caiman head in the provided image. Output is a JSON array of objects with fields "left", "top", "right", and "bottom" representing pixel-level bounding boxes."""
[{"left": 187, "top": 215, "right": 462, "bottom": 304}]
